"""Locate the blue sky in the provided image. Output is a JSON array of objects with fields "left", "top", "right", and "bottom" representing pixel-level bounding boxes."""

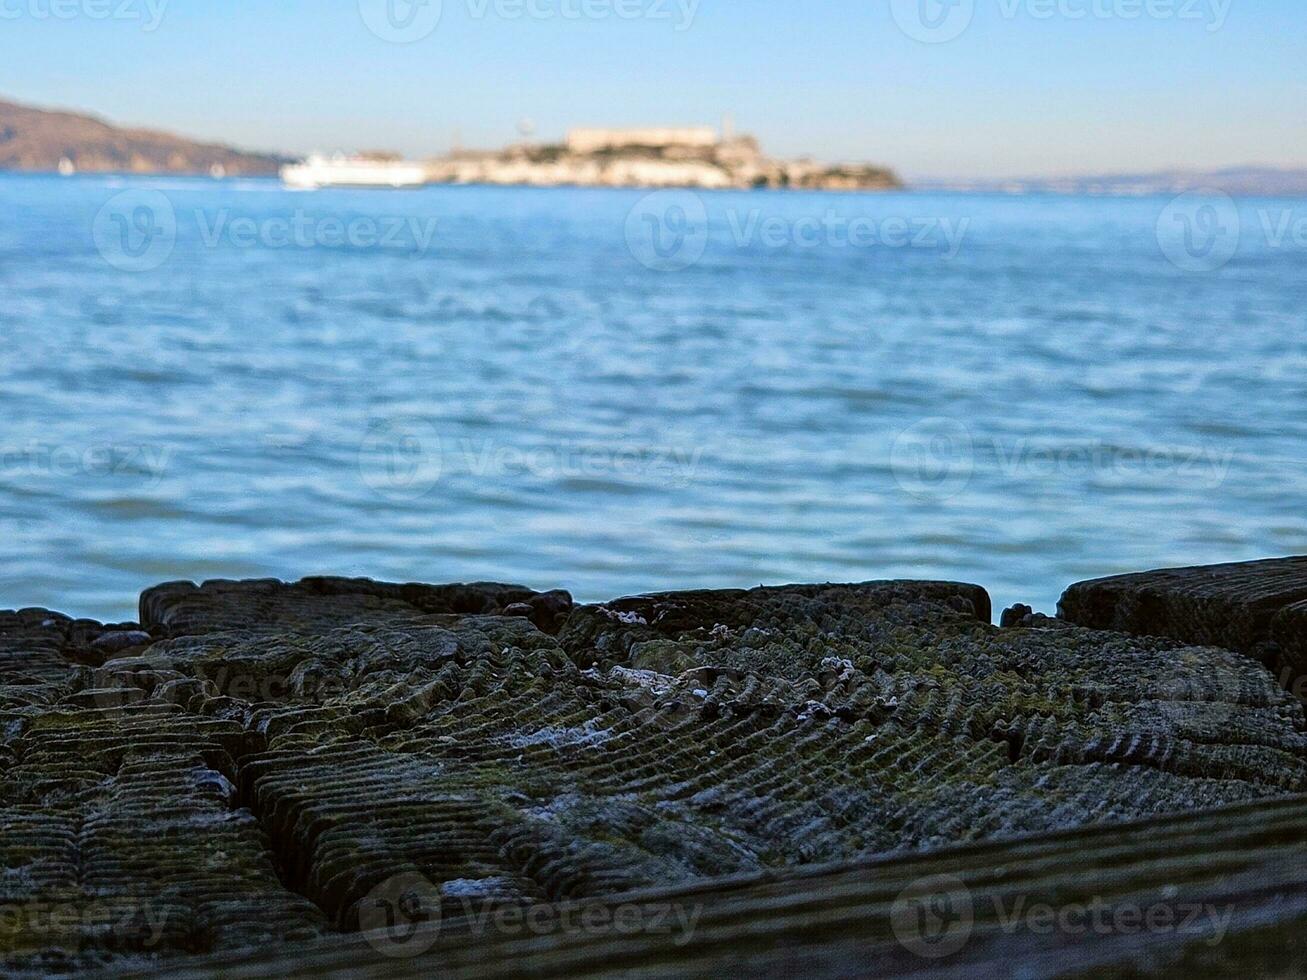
[{"left": 1, "top": 0, "right": 1302, "bottom": 178}]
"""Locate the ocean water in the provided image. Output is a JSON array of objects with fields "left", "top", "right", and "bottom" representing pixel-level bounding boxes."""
[{"left": 1, "top": 173, "right": 1304, "bottom": 623}]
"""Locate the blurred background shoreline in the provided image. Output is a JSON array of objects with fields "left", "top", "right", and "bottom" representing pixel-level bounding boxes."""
[{"left": 5, "top": 96, "right": 1306, "bottom": 197}]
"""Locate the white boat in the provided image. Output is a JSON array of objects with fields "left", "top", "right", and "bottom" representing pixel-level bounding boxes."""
[
  {"left": 58, "top": 157, "right": 76, "bottom": 176},
  {"left": 281, "top": 153, "right": 428, "bottom": 189}
]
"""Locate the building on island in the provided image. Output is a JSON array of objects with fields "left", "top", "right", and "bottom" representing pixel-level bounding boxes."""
[{"left": 565, "top": 127, "right": 720, "bottom": 155}]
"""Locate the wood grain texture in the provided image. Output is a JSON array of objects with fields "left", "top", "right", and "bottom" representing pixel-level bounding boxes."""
[{"left": 4, "top": 570, "right": 1306, "bottom": 977}]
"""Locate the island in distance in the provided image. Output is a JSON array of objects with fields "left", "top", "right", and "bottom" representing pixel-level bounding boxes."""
[
  {"left": 415, "top": 125, "right": 904, "bottom": 191},
  {"left": 0, "top": 97, "right": 901, "bottom": 191}
]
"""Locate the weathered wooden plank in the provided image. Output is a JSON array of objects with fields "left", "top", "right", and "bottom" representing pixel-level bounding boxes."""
[
  {"left": 140, "top": 794, "right": 1307, "bottom": 979},
  {"left": 1058, "top": 557, "right": 1307, "bottom": 658},
  {"left": 1059, "top": 557, "right": 1307, "bottom": 703},
  {"left": 6, "top": 573, "right": 1307, "bottom": 977}
]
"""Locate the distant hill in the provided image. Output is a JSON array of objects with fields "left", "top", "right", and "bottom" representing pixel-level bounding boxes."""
[
  {"left": 917, "top": 167, "right": 1307, "bottom": 197},
  {"left": 0, "top": 98, "right": 285, "bottom": 176}
]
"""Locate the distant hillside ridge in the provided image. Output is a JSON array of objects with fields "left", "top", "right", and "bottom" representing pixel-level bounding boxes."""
[
  {"left": 917, "top": 167, "right": 1307, "bottom": 197},
  {"left": 0, "top": 97, "right": 285, "bottom": 176}
]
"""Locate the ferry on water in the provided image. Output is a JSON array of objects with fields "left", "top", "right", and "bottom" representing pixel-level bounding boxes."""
[{"left": 281, "top": 153, "right": 428, "bottom": 189}]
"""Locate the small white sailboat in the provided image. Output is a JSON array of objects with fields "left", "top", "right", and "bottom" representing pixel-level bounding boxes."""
[
  {"left": 281, "top": 153, "right": 428, "bottom": 190},
  {"left": 58, "top": 157, "right": 76, "bottom": 177}
]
